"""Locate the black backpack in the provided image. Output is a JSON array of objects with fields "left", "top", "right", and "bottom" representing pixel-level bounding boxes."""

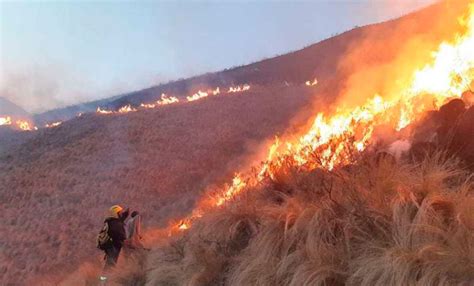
[{"left": 97, "top": 221, "right": 113, "bottom": 250}]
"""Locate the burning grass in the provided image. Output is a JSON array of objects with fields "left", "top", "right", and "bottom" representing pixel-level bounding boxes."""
[{"left": 137, "top": 152, "right": 474, "bottom": 285}]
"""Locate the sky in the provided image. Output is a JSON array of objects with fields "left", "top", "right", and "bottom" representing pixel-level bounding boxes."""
[{"left": 0, "top": 0, "right": 437, "bottom": 113}]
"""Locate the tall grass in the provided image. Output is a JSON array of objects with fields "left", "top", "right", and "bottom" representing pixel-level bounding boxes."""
[{"left": 138, "top": 152, "right": 473, "bottom": 286}]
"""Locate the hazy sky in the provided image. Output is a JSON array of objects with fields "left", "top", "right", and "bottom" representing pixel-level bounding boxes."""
[{"left": 0, "top": 0, "right": 436, "bottom": 113}]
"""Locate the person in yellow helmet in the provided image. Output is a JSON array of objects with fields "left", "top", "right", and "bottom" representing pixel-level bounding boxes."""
[{"left": 101, "top": 205, "right": 129, "bottom": 270}]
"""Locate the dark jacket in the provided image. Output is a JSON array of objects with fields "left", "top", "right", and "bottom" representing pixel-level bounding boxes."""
[{"left": 105, "top": 217, "right": 127, "bottom": 249}]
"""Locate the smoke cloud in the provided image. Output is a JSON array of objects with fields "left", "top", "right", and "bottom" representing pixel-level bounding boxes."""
[{"left": 0, "top": 63, "right": 166, "bottom": 114}]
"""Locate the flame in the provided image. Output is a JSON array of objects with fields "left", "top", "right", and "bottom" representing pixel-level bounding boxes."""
[
  {"left": 215, "top": 174, "right": 247, "bottom": 206},
  {"left": 0, "top": 116, "right": 12, "bottom": 126},
  {"left": 96, "top": 104, "right": 137, "bottom": 114},
  {"left": 228, "top": 84, "right": 250, "bottom": 93},
  {"left": 411, "top": 6, "right": 474, "bottom": 99},
  {"left": 16, "top": 120, "right": 33, "bottom": 131},
  {"left": 118, "top": 105, "right": 137, "bottom": 113},
  {"left": 91, "top": 85, "right": 251, "bottom": 118},
  {"left": 158, "top": 94, "right": 180, "bottom": 105},
  {"left": 187, "top": 90, "right": 209, "bottom": 102},
  {"left": 140, "top": 103, "right": 156, "bottom": 109},
  {"left": 1, "top": 116, "right": 36, "bottom": 131},
  {"left": 171, "top": 3, "right": 474, "bottom": 232},
  {"left": 45, "top": 121, "right": 62, "bottom": 128},
  {"left": 305, "top": 78, "right": 318, "bottom": 86},
  {"left": 178, "top": 221, "right": 189, "bottom": 230},
  {"left": 96, "top": 107, "right": 113, "bottom": 114},
  {"left": 254, "top": 2, "right": 474, "bottom": 189},
  {"left": 141, "top": 94, "right": 180, "bottom": 109}
]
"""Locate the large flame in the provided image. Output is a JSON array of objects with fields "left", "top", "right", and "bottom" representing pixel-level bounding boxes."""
[
  {"left": 16, "top": 120, "right": 35, "bottom": 131},
  {"left": 0, "top": 116, "right": 36, "bottom": 131},
  {"left": 171, "top": 3, "right": 474, "bottom": 233}
]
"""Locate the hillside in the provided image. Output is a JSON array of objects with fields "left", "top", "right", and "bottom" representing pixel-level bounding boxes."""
[
  {"left": 0, "top": 1, "right": 471, "bottom": 285},
  {"left": 66, "top": 99, "right": 474, "bottom": 286},
  {"left": 0, "top": 85, "right": 316, "bottom": 284}
]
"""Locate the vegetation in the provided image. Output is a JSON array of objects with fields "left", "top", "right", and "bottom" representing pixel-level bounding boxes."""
[
  {"left": 0, "top": 85, "right": 314, "bottom": 285},
  {"left": 109, "top": 152, "right": 473, "bottom": 285}
]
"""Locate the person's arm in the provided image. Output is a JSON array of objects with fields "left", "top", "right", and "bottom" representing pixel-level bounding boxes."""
[{"left": 120, "top": 208, "right": 130, "bottom": 222}]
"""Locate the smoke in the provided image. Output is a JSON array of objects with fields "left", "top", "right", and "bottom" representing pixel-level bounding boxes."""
[
  {"left": 0, "top": 63, "right": 167, "bottom": 114},
  {"left": 0, "top": 64, "right": 93, "bottom": 113},
  {"left": 388, "top": 139, "right": 412, "bottom": 159}
]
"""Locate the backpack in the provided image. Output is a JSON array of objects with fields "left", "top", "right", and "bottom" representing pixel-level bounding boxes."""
[{"left": 97, "top": 221, "right": 113, "bottom": 250}]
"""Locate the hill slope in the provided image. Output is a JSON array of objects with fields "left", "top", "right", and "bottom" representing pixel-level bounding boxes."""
[{"left": 0, "top": 2, "right": 470, "bottom": 285}]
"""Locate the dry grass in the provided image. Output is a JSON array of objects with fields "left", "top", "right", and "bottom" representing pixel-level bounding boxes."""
[
  {"left": 142, "top": 153, "right": 473, "bottom": 286},
  {"left": 0, "top": 85, "right": 315, "bottom": 285}
]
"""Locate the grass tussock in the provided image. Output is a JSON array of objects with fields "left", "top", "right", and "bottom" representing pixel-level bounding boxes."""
[
  {"left": 142, "top": 153, "right": 473, "bottom": 286},
  {"left": 107, "top": 249, "right": 150, "bottom": 286}
]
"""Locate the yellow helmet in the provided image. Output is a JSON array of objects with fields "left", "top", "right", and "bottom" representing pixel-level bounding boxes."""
[{"left": 109, "top": 205, "right": 123, "bottom": 218}]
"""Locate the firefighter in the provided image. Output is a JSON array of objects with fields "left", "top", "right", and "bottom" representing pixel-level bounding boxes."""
[{"left": 97, "top": 204, "right": 129, "bottom": 278}]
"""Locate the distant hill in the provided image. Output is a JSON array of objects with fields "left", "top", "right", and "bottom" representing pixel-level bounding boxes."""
[
  {"left": 0, "top": 2, "right": 469, "bottom": 285},
  {"left": 0, "top": 98, "right": 35, "bottom": 150},
  {"left": 32, "top": 93, "right": 124, "bottom": 126},
  {"left": 0, "top": 97, "right": 31, "bottom": 119}
]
